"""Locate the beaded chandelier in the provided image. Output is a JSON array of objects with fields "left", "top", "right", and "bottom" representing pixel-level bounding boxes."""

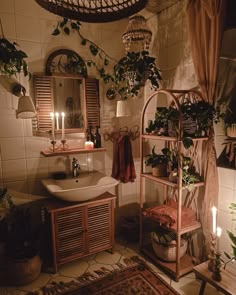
[
  {"left": 122, "top": 14, "right": 152, "bottom": 51},
  {"left": 35, "top": 0, "right": 148, "bottom": 23}
]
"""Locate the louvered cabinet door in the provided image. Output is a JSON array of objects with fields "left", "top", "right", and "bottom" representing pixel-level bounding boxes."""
[
  {"left": 87, "top": 200, "right": 114, "bottom": 254},
  {"left": 53, "top": 207, "right": 86, "bottom": 266}
]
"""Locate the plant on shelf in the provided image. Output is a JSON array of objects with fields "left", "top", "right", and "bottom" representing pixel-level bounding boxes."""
[
  {"left": 0, "top": 38, "right": 30, "bottom": 78},
  {"left": 145, "top": 146, "right": 171, "bottom": 177},
  {"left": 224, "top": 202, "right": 236, "bottom": 268}
]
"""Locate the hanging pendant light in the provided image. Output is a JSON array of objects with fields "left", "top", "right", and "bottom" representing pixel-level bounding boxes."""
[
  {"left": 122, "top": 14, "right": 152, "bottom": 52},
  {"left": 34, "top": 0, "right": 148, "bottom": 23}
]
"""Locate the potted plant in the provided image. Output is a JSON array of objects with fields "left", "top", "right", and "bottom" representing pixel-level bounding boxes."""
[
  {"left": 0, "top": 37, "right": 30, "bottom": 78},
  {"left": 224, "top": 202, "right": 236, "bottom": 268},
  {"left": 3, "top": 206, "right": 42, "bottom": 285},
  {"left": 113, "top": 50, "right": 161, "bottom": 99},
  {"left": 145, "top": 146, "right": 171, "bottom": 177}
]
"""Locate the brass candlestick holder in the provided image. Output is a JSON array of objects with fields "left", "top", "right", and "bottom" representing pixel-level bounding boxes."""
[
  {"left": 60, "top": 139, "right": 69, "bottom": 151},
  {"left": 50, "top": 140, "right": 58, "bottom": 152},
  {"left": 212, "top": 251, "right": 222, "bottom": 282},
  {"left": 208, "top": 232, "right": 217, "bottom": 272}
]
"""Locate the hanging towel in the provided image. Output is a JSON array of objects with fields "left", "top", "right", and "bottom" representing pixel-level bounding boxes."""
[{"left": 112, "top": 135, "right": 136, "bottom": 183}]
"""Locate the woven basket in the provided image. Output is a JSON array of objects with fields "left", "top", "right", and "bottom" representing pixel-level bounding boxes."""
[
  {"left": 152, "top": 164, "right": 167, "bottom": 177},
  {"left": 151, "top": 232, "right": 187, "bottom": 262},
  {"left": 7, "top": 254, "right": 42, "bottom": 286}
]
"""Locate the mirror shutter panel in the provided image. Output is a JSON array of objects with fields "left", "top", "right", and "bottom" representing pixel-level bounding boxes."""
[
  {"left": 33, "top": 75, "right": 53, "bottom": 132},
  {"left": 84, "top": 78, "right": 100, "bottom": 128}
]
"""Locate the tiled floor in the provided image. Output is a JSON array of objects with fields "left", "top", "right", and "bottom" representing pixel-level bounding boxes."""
[{"left": 0, "top": 240, "right": 219, "bottom": 295}]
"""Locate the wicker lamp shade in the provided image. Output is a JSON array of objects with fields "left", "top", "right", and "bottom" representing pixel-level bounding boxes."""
[{"left": 35, "top": 0, "right": 148, "bottom": 23}]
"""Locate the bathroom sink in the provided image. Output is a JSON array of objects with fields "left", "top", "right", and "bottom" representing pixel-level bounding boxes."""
[{"left": 41, "top": 171, "right": 119, "bottom": 202}]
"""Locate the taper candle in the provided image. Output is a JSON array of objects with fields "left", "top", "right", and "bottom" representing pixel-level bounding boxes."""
[
  {"left": 55, "top": 112, "right": 59, "bottom": 130},
  {"left": 212, "top": 206, "right": 217, "bottom": 234},
  {"left": 50, "top": 112, "right": 55, "bottom": 140},
  {"left": 61, "top": 112, "right": 65, "bottom": 140}
]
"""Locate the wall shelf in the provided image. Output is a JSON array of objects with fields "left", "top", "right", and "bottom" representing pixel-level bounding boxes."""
[{"left": 41, "top": 147, "right": 106, "bottom": 157}]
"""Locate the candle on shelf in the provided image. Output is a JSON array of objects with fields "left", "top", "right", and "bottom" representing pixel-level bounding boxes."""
[
  {"left": 50, "top": 112, "right": 55, "bottom": 140},
  {"left": 61, "top": 112, "right": 65, "bottom": 140},
  {"left": 216, "top": 227, "right": 222, "bottom": 238},
  {"left": 84, "top": 141, "right": 94, "bottom": 150},
  {"left": 55, "top": 112, "right": 59, "bottom": 130},
  {"left": 212, "top": 206, "right": 217, "bottom": 234}
]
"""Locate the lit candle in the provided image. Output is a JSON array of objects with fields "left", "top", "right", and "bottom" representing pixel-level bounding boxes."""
[
  {"left": 216, "top": 227, "right": 222, "bottom": 238},
  {"left": 84, "top": 141, "right": 94, "bottom": 150},
  {"left": 61, "top": 112, "right": 65, "bottom": 140},
  {"left": 55, "top": 112, "right": 59, "bottom": 130},
  {"left": 50, "top": 112, "right": 55, "bottom": 141},
  {"left": 212, "top": 206, "right": 217, "bottom": 234}
]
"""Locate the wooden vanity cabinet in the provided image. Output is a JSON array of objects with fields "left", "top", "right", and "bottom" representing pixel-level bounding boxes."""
[{"left": 43, "top": 193, "right": 116, "bottom": 273}]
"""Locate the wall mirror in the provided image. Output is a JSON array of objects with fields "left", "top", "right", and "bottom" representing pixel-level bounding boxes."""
[{"left": 32, "top": 49, "right": 100, "bottom": 137}]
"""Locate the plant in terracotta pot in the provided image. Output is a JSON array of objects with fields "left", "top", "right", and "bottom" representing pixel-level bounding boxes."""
[
  {"left": 3, "top": 206, "right": 42, "bottom": 285},
  {"left": 145, "top": 146, "right": 171, "bottom": 177},
  {"left": 0, "top": 38, "right": 30, "bottom": 78}
]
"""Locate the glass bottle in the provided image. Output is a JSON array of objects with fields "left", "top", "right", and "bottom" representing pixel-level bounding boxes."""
[
  {"left": 94, "top": 126, "right": 101, "bottom": 148},
  {"left": 87, "top": 126, "right": 95, "bottom": 143}
]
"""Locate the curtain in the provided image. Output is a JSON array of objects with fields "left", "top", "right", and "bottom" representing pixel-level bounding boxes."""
[{"left": 186, "top": 0, "right": 226, "bottom": 257}]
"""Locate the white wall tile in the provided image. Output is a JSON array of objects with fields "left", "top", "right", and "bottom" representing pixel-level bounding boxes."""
[
  {"left": 218, "top": 167, "right": 235, "bottom": 189},
  {"left": 218, "top": 186, "right": 234, "bottom": 212},
  {"left": 25, "top": 137, "right": 49, "bottom": 158},
  {"left": 27, "top": 179, "right": 51, "bottom": 200},
  {"left": 5, "top": 180, "right": 29, "bottom": 204},
  {"left": 15, "top": 15, "right": 41, "bottom": 42},
  {"left": 0, "top": 0, "right": 14, "bottom": 13},
  {"left": 2, "top": 159, "right": 27, "bottom": 182},
  {"left": 0, "top": 137, "right": 25, "bottom": 160},
  {"left": 0, "top": 13, "right": 16, "bottom": 39},
  {"left": 26, "top": 157, "right": 48, "bottom": 180},
  {"left": 0, "top": 115, "right": 24, "bottom": 138},
  {"left": 14, "top": 0, "right": 42, "bottom": 17}
]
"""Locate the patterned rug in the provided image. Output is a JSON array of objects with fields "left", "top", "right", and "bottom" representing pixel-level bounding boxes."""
[{"left": 29, "top": 256, "right": 179, "bottom": 295}]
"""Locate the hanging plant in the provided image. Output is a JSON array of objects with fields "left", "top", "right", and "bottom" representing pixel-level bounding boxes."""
[
  {"left": 51, "top": 18, "right": 162, "bottom": 100},
  {"left": 0, "top": 19, "right": 30, "bottom": 78}
]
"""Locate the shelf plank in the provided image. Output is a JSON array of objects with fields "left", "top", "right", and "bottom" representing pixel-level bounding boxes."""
[
  {"left": 41, "top": 147, "right": 106, "bottom": 157},
  {"left": 141, "top": 244, "right": 195, "bottom": 281},
  {"left": 141, "top": 134, "right": 208, "bottom": 142},
  {"left": 142, "top": 214, "right": 201, "bottom": 234},
  {"left": 141, "top": 173, "right": 205, "bottom": 189}
]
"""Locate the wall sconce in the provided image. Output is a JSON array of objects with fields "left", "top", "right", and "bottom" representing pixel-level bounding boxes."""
[{"left": 12, "top": 84, "right": 37, "bottom": 119}]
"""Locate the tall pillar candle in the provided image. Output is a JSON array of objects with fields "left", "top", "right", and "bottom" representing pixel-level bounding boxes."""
[
  {"left": 55, "top": 112, "right": 59, "bottom": 130},
  {"left": 50, "top": 112, "right": 55, "bottom": 141},
  {"left": 212, "top": 206, "right": 217, "bottom": 234},
  {"left": 61, "top": 112, "right": 65, "bottom": 140}
]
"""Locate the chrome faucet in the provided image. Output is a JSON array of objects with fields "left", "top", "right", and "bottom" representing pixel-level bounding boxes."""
[{"left": 72, "top": 158, "right": 80, "bottom": 177}]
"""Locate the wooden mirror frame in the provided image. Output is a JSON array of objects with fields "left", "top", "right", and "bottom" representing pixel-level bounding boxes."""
[{"left": 32, "top": 49, "right": 100, "bottom": 137}]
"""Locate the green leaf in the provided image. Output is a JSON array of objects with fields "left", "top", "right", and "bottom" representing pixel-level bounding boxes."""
[
  {"left": 71, "top": 22, "right": 78, "bottom": 30},
  {"left": 89, "top": 45, "right": 98, "bottom": 56},
  {"left": 104, "top": 59, "right": 109, "bottom": 66},
  {"left": 183, "top": 137, "right": 193, "bottom": 149},
  {"left": 81, "top": 39, "right": 86, "bottom": 46},
  {"left": 63, "top": 27, "right": 70, "bottom": 35},
  {"left": 52, "top": 28, "right": 60, "bottom": 36},
  {"left": 224, "top": 251, "right": 232, "bottom": 259}
]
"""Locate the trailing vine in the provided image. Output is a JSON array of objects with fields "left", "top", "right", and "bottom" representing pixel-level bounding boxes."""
[{"left": 51, "top": 18, "right": 162, "bottom": 100}]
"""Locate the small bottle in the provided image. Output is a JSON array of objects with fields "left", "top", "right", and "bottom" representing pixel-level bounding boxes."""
[
  {"left": 87, "top": 125, "right": 94, "bottom": 143},
  {"left": 94, "top": 126, "right": 101, "bottom": 148}
]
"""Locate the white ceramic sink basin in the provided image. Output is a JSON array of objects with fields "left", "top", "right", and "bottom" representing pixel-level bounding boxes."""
[{"left": 42, "top": 171, "right": 119, "bottom": 202}]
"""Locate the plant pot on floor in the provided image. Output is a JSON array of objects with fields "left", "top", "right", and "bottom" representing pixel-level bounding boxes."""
[{"left": 7, "top": 254, "right": 42, "bottom": 286}]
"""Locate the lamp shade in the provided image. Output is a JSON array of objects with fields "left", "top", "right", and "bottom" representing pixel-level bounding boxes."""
[
  {"left": 16, "top": 95, "right": 37, "bottom": 119},
  {"left": 116, "top": 100, "right": 131, "bottom": 117}
]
